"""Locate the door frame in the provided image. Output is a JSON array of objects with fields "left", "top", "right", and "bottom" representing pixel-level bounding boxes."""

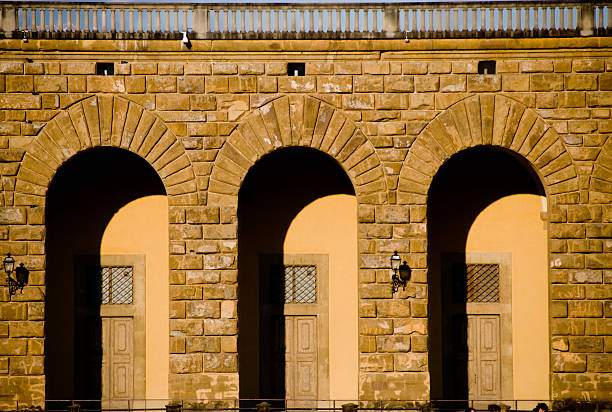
[
  {"left": 259, "top": 253, "right": 330, "bottom": 402},
  {"left": 99, "top": 254, "right": 147, "bottom": 402},
  {"left": 465, "top": 252, "right": 513, "bottom": 401},
  {"left": 441, "top": 252, "right": 513, "bottom": 401}
]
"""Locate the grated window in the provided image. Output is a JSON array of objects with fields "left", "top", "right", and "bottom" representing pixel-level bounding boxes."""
[
  {"left": 284, "top": 265, "right": 316, "bottom": 303},
  {"left": 101, "top": 266, "right": 134, "bottom": 304},
  {"left": 466, "top": 263, "right": 500, "bottom": 303},
  {"left": 452, "top": 263, "right": 500, "bottom": 303}
]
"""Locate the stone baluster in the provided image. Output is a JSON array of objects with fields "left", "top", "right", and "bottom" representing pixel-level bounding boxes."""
[
  {"left": 579, "top": 2, "right": 594, "bottom": 36},
  {"left": 383, "top": 5, "right": 398, "bottom": 35}
]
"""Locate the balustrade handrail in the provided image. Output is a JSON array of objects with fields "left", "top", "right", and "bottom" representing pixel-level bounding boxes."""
[{"left": 0, "top": 1, "right": 609, "bottom": 40}]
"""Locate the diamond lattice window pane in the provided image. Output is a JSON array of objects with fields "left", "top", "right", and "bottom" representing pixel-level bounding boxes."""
[
  {"left": 466, "top": 263, "right": 500, "bottom": 303},
  {"left": 284, "top": 265, "right": 317, "bottom": 303},
  {"left": 101, "top": 266, "right": 134, "bottom": 304}
]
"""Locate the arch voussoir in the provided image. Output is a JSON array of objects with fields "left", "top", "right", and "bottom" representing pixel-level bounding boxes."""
[
  {"left": 208, "top": 95, "right": 388, "bottom": 206},
  {"left": 398, "top": 94, "right": 580, "bottom": 205},
  {"left": 590, "top": 136, "right": 612, "bottom": 203},
  {"left": 14, "top": 95, "right": 199, "bottom": 206}
]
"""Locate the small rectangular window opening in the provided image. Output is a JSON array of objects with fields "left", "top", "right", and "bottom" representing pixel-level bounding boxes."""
[
  {"left": 478, "top": 60, "right": 496, "bottom": 75},
  {"left": 96, "top": 62, "right": 114, "bottom": 76},
  {"left": 287, "top": 62, "right": 305, "bottom": 77}
]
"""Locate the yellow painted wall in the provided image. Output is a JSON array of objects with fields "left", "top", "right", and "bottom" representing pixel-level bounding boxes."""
[
  {"left": 465, "top": 194, "right": 549, "bottom": 401},
  {"left": 100, "top": 195, "right": 170, "bottom": 400},
  {"left": 283, "top": 194, "right": 359, "bottom": 400}
]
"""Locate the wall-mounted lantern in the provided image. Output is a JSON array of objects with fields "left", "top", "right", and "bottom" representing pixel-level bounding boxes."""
[
  {"left": 391, "top": 251, "right": 411, "bottom": 293},
  {"left": 3, "top": 254, "right": 29, "bottom": 296}
]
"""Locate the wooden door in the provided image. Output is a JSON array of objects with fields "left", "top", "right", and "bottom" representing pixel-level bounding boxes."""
[
  {"left": 102, "top": 317, "right": 134, "bottom": 408},
  {"left": 468, "top": 315, "right": 501, "bottom": 401},
  {"left": 286, "top": 316, "right": 317, "bottom": 408}
]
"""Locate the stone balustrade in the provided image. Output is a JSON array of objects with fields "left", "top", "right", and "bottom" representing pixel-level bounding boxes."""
[{"left": 0, "top": 1, "right": 610, "bottom": 40}]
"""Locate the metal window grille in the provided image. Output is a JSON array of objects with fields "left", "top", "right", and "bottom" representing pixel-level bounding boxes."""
[
  {"left": 101, "top": 266, "right": 134, "bottom": 304},
  {"left": 466, "top": 263, "right": 500, "bottom": 303},
  {"left": 284, "top": 265, "right": 316, "bottom": 303}
]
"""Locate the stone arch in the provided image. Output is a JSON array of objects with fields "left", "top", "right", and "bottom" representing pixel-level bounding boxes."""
[
  {"left": 207, "top": 94, "right": 388, "bottom": 206},
  {"left": 398, "top": 94, "right": 579, "bottom": 205},
  {"left": 590, "top": 135, "right": 612, "bottom": 204},
  {"left": 14, "top": 95, "right": 198, "bottom": 206}
]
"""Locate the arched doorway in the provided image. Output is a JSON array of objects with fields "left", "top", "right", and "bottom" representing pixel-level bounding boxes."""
[
  {"left": 45, "top": 147, "right": 168, "bottom": 408},
  {"left": 427, "top": 146, "right": 549, "bottom": 406},
  {"left": 237, "top": 147, "right": 358, "bottom": 406}
]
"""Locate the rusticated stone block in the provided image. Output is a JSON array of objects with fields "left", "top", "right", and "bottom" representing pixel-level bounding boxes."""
[
  {"left": 394, "top": 353, "right": 427, "bottom": 371},
  {"left": 551, "top": 318, "right": 585, "bottom": 335},
  {"left": 171, "top": 319, "right": 204, "bottom": 336},
  {"left": 569, "top": 336, "right": 604, "bottom": 353},
  {"left": 187, "top": 336, "right": 220, "bottom": 353},
  {"left": 9, "top": 356, "right": 43, "bottom": 375},
  {"left": 552, "top": 353, "right": 587, "bottom": 372},
  {"left": 586, "top": 254, "right": 612, "bottom": 269},
  {"left": 568, "top": 301, "right": 603, "bottom": 317},
  {"left": 376, "top": 205, "right": 409, "bottom": 224},
  {"left": 0, "top": 207, "right": 26, "bottom": 224},
  {"left": 551, "top": 301, "right": 568, "bottom": 318},
  {"left": 203, "top": 353, "right": 237, "bottom": 372},
  {"left": 467, "top": 75, "right": 501, "bottom": 92},
  {"left": 585, "top": 317, "right": 612, "bottom": 335},
  {"left": 203, "top": 284, "right": 236, "bottom": 300},
  {"left": 278, "top": 76, "right": 316, "bottom": 93},
  {"left": 551, "top": 285, "right": 585, "bottom": 300},
  {"left": 521, "top": 60, "right": 554, "bottom": 72},
  {"left": 376, "top": 300, "right": 410, "bottom": 317},
  {"left": 86, "top": 76, "right": 125, "bottom": 93},
  {"left": 9, "top": 322, "right": 43, "bottom": 337},
  {"left": 360, "top": 336, "right": 376, "bottom": 352},
  {"left": 170, "top": 302, "right": 186, "bottom": 319},
  {"left": 360, "top": 318, "right": 393, "bottom": 335},
  {"left": 146, "top": 76, "right": 177, "bottom": 93},
  {"left": 531, "top": 74, "right": 563, "bottom": 91},
  {"left": 360, "top": 354, "right": 393, "bottom": 372},
  {"left": 0, "top": 339, "right": 27, "bottom": 355},
  {"left": 359, "top": 301, "right": 376, "bottom": 318},
  {"left": 170, "top": 255, "right": 203, "bottom": 270},
  {"left": 0, "top": 303, "right": 26, "bottom": 321},
  {"left": 186, "top": 301, "right": 220, "bottom": 319},
  {"left": 186, "top": 206, "right": 220, "bottom": 224},
  {"left": 170, "top": 354, "right": 202, "bottom": 373},
  {"left": 565, "top": 74, "right": 598, "bottom": 91},
  {"left": 204, "top": 319, "right": 237, "bottom": 335},
  {"left": 574, "top": 59, "right": 604, "bottom": 72},
  {"left": 585, "top": 285, "right": 612, "bottom": 299},
  {"left": 552, "top": 337, "right": 569, "bottom": 352},
  {"left": 394, "top": 318, "right": 427, "bottom": 335},
  {"left": 376, "top": 335, "right": 411, "bottom": 352},
  {"left": 587, "top": 354, "right": 612, "bottom": 372},
  {"left": 212, "top": 63, "right": 237, "bottom": 75},
  {"left": 204, "top": 255, "right": 235, "bottom": 270},
  {"left": 170, "top": 336, "right": 186, "bottom": 353}
]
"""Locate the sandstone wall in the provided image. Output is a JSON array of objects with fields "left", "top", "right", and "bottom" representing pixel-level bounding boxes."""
[{"left": 0, "top": 37, "right": 610, "bottom": 406}]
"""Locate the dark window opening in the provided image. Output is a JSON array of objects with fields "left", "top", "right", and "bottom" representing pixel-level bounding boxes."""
[
  {"left": 478, "top": 60, "right": 496, "bottom": 75},
  {"left": 287, "top": 62, "right": 305, "bottom": 76},
  {"left": 96, "top": 62, "right": 114, "bottom": 76}
]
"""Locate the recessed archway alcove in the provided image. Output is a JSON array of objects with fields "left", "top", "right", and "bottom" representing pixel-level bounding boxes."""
[
  {"left": 45, "top": 147, "right": 166, "bottom": 407},
  {"left": 427, "top": 146, "right": 549, "bottom": 405},
  {"left": 237, "top": 146, "right": 358, "bottom": 405}
]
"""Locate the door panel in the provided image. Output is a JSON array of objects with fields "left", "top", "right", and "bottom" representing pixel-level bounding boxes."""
[
  {"left": 468, "top": 315, "right": 501, "bottom": 400},
  {"left": 286, "top": 316, "right": 317, "bottom": 405},
  {"left": 102, "top": 316, "right": 134, "bottom": 404}
]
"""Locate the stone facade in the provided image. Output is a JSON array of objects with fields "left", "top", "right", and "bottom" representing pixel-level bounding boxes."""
[{"left": 0, "top": 36, "right": 611, "bottom": 406}]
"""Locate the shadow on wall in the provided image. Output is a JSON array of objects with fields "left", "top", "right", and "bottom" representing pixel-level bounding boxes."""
[
  {"left": 427, "top": 146, "right": 544, "bottom": 403},
  {"left": 237, "top": 147, "right": 354, "bottom": 404},
  {"left": 45, "top": 147, "right": 165, "bottom": 407}
]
